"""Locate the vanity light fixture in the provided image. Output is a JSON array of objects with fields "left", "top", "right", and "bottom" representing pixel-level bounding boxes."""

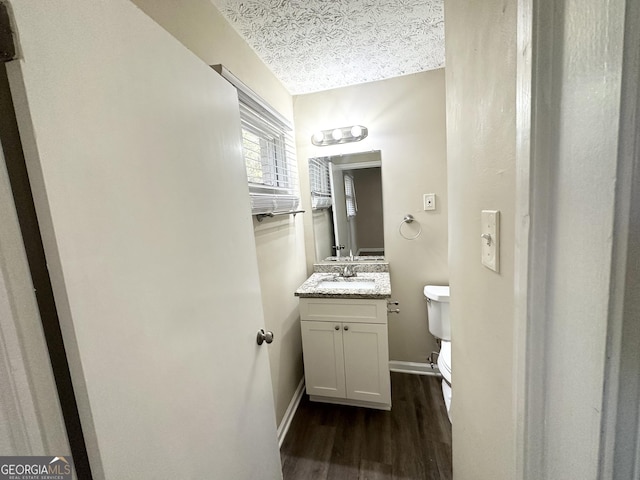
[
  {"left": 312, "top": 131, "right": 325, "bottom": 143},
  {"left": 311, "top": 125, "right": 368, "bottom": 146}
]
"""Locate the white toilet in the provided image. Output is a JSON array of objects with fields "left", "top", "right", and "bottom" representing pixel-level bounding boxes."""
[{"left": 424, "top": 285, "right": 452, "bottom": 422}]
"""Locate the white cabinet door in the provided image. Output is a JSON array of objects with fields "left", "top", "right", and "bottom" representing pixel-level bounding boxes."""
[
  {"left": 6, "top": 1, "right": 281, "bottom": 479},
  {"left": 342, "top": 323, "right": 391, "bottom": 405},
  {"left": 301, "top": 319, "right": 391, "bottom": 407},
  {"left": 301, "top": 321, "right": 346, "bottom": 398},
  {"left": 329, "top": 162, "right": 350, "bottom": 255}
]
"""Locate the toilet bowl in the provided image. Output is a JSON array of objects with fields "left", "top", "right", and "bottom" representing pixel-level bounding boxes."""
[
  {"left": 424, "top": 285, "right": 452, "bottom": 422},
  {"left": 437, "top": 340, "right": 452, "bottom": 422}
]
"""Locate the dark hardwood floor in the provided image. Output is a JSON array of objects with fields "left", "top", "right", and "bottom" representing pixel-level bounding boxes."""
[{"left": 280, "top": 373, "right": 452, "bottom": 480}]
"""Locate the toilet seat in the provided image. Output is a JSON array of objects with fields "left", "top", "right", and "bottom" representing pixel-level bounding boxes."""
[{"left": 437, "top": 340, "right": 452, "bottom": 385}]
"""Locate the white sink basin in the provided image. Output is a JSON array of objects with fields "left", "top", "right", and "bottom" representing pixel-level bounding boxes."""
[{"left": 317, "top": 279, "right": 376, "bottom": 290}]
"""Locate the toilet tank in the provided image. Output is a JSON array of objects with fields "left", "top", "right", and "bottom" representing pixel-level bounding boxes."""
[{"left": 424, "top": 285, "right": 450, "bottom": 341}]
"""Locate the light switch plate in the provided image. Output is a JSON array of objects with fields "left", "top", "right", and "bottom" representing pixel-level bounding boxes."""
[
  {"left": 481, "top": 210, "right": 500, "bottom": 272},
  {"left": 423, "top": 193, "right": 436, "bottom": 211}
]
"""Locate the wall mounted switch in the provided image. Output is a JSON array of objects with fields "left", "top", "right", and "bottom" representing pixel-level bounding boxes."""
[
  {"left": 481, "top": 210, "right": 500, "bottom": 272},
  {"left": 423, "top": 193, "right": 436, "bottom": 211}
]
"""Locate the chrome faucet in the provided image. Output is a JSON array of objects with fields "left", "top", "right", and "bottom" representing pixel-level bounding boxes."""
[{"left": 340, "top": 264, "right": 357, "bottom": 278}]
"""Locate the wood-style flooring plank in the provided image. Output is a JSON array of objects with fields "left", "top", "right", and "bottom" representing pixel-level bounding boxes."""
[
  {"left": 433, "top": 439, "right": 453, "bottom": 479},
  {"left": 361, "top": 408, "right": 392, "bottom": 465},
  {"left": 281, "top": 373, "right": 452, "bottom": 480},
  {"left": 359, "top": 460, "right": 392, "bottom": 480},
  {"left": 280, "top": 422, "right": 336, "bottom": 480},
  {"left": 326, "top": 406, "right": 364, "bottom": 480}
]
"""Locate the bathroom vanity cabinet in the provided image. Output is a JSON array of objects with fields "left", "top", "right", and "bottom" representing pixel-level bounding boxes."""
[{"left": 299, "top": 297, "right": 391, "bottom": 410}]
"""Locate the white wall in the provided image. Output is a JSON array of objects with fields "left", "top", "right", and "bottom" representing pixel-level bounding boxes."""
[
  {"left": 444, "top": 1, "right": 517, "bottom": 478},
  {"left": 445, "top": 1, "right": 637, "bottom": 478},
  {"left": 294, "top": 70, "right": 449, "bottom": 363},
  {"left": 130, "top": 0, "right": 306, "bottom": 426}
]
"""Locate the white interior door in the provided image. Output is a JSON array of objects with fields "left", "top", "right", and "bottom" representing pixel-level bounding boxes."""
[
  {"left": 5, "top": 1, "right": 281, "bottom": 479},
  {"left": 329, "top": 163, "right": 349, "bottom": 256}
]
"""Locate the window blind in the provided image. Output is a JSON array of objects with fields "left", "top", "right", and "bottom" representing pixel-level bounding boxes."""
[
  {"left": 309, "top": 157, "right": 332, "bottom": 210},
  {"left": 213, "top": 65, "right": 299, "bottom": 215},
  {"left": 344, "top": 174, "right": 357, "bottom": 217}
]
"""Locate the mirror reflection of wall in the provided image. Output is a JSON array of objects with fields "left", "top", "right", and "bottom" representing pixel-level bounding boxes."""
[
  {"left": 308, "top": 151, "right": 383, "bottom": 262},
  {"left": 350, "top": 167, "right": 383, "bottom": 255}
]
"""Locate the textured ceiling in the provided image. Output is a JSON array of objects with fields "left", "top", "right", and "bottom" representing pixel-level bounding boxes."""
[{"left": 211, "top": 0, "right": 445, "bottom": 95}]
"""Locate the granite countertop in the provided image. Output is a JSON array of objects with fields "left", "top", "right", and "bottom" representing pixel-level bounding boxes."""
[
  {"left": 313, "top": 262, "right": 389, "bottom": 273},
  {"left": 295, "top": 272, "right": 391, "bottom": 299}
]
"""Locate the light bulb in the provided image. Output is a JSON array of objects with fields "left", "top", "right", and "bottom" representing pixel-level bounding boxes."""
[
  {"left": 331, "top": 128, "right": 343, "bottom": 141},
  {"left": 312, "top": 131, "right": 324, "bottom": 143},
  {"left": 350, "top": 125, "right": 363, "bottom": 138}
]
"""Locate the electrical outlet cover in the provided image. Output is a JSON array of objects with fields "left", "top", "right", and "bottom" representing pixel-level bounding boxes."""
[{"left": 423, "top": 193, "right": 436, "bottom": 211}]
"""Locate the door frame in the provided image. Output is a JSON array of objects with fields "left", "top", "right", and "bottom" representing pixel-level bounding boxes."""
[
  {"left": 0, "top": 63, "right": 92, "bottom": 476},
  {"left": 514, "top": 0, "right": 640, "bottom": 478},
  {"left": 0, "top": 144, "right": 48, "bottom": 456}
]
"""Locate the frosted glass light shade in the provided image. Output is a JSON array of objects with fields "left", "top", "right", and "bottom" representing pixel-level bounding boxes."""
[{"left": 310, "top": 125, "right": 368, "bottom": 146}]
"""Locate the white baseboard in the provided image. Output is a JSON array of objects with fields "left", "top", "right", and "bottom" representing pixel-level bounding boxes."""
[
  {"left": 389, "top": 360, "right": 441, "bottom": 376},
  {"left": 277, "top": 377, "right": 305, "bottom": 449}
]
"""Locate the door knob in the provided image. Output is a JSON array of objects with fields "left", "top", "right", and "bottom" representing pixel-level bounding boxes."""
[
  {"left": 343, "top": 325, "right": 349, "bottom": 331},
  {"left": 335, "top": 325, "right": 340, "bottom": 330},
  {"left": 256, "top": 329, "right": 274, "bottom": 345}
]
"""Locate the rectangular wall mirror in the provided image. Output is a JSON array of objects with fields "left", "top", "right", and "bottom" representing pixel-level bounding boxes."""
[{"left": 308, "top": 151, "right": 384, "bottom": 262}]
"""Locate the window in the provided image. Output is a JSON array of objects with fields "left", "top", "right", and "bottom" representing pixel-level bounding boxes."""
[
  {"left": 308, "top": 157, "right": 332, "bottom": 210},
  {"left": 213, "top": 65, "right": 299, "bottom": 215},
  {"left": 344, "top": 174, "right": 357, "bottom": 218}
]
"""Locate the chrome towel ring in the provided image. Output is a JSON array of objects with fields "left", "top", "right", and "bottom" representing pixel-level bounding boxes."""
[{"left": 399, "top": 214, "right": 422, "bottom": 240}]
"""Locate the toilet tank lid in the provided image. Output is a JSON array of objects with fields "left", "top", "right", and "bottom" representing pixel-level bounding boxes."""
[{"left": 424, "top": 285, "right": 450, "bottom": 302}]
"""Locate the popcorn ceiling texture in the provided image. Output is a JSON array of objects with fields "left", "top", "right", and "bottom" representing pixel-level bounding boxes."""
[{"left": 211, "top": 0, "right": 445, "bottom": 94}]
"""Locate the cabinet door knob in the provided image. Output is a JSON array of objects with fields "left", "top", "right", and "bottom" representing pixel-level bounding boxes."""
[
  {"left": 343, "top": 325, "right": 349, "bottom": 331},
  {"left": 335, "top": 325, "right": 340, "bottom": 330}
]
